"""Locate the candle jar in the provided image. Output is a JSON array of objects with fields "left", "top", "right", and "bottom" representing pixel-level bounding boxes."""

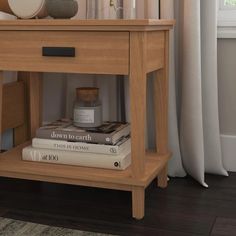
[{"left": 73, "top": 87, "right": 102, "bottom": 128}]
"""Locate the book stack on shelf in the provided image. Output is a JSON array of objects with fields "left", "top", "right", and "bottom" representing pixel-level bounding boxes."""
[{"left": 22, "top": 119, "right": 131, "bottom": 170}]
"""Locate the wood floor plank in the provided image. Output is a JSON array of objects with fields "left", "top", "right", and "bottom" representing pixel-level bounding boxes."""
[
  {"left": 211, "top": 217, "right": 236, "bottom": 236},
  {"left": 0, "top": 174, "right": 235, "bottom": 235},
  {"left": 0, "top": 208, "right": 8, "bottom": 217}
]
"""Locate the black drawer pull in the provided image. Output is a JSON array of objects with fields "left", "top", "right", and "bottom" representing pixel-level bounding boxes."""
[{"left": 42, "top": 47, "right": 75, "bottom": 57}]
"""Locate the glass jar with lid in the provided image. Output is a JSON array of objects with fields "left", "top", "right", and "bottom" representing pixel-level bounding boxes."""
[{"left": 73, "top": 87, "right": 102, "bottom": 128}]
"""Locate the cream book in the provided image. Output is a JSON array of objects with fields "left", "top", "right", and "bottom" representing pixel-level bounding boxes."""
[
  {"left": 32, "top": 136, "right": 131, "bottom": 155},
  {"left": 22, "top": 146, "right": 131, "bottom": 170}
]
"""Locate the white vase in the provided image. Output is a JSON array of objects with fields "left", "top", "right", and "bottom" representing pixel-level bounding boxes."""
[{"left": 8, "top": 0, "right": 48, "bottom": 19}]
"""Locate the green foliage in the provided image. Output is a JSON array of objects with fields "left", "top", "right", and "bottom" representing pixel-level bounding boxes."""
[{"left": 225, "top": 0, "right": 236, "bottom": 6}]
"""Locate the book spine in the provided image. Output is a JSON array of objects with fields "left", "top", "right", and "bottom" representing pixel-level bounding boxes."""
[
  {"left": 22, "top": 147, "right": 131, "bottom": 170},
  {"left": 32, "top": 138, "right": 121, "bottom": 155},
  {"left": 36, "top": 129, "right": 113, "bottom": 144}
]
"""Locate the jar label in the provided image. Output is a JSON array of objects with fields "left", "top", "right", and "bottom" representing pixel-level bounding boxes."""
[{"left": 74, "top": 109, "right": 95, "bottom": 124}]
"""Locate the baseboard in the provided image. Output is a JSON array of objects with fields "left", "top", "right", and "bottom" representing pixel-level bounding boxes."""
[{"left": 221, "top": 134, "right": 236, "bottom": 172}]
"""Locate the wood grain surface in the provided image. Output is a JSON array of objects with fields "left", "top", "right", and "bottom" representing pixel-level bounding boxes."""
[
  {"left": 0, "top": 31, "right": 129, "bottom": 74},
  {"left": 0, "top": 173, "right": 234, "bottom": 235}
]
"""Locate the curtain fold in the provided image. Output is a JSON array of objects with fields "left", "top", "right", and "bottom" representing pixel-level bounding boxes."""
[
  {"left": 179, "top": 0, "right": 207, "bottom": 186},
  {"left": 160, "top": 0, "right": 186, "bottom": 177},
  {"left": 200, "top": 0, "right": 228, "bottom": 176},
  {"left": 123, "top": 0, "right": 135, "bottom": 19},
  {"left": 136, "top": 0, "right": 159, "bottom": 19},
  {"left": 174, "top": 0, "right": 227, "bottom": 185}
]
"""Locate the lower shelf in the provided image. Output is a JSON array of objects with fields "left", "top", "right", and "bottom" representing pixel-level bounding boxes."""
[{"left": 0, "top": 142, "right": 171, "bottom": 191}]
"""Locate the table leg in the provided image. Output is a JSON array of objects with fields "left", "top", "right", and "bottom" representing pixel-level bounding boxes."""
[
  {"left": 154, "top": 31, "right": 170, "bottom": 188},
  {"left": 132, "top": 186, "right": 145, "bottom": 220}
]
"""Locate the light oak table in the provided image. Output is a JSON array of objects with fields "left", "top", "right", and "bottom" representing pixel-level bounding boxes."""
[{"left": 0, "top": 19, "right": 174, "bottom": 219}]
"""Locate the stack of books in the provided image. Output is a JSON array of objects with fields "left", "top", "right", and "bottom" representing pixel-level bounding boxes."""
[{"left": 22, "top": 119, "right": 131, "bottom": 170}]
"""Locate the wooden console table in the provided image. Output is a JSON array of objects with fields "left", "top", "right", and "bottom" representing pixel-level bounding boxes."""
[{"left": 0, "top": 19, "right": 174, "bottom": 219}]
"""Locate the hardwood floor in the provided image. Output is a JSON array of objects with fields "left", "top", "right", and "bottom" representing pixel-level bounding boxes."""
[
  {"left": 0, "top": 173, "right": 235, "bottom": 235},
  {"left": 211, "top": 218, "right": 236, "bottom": 236}
]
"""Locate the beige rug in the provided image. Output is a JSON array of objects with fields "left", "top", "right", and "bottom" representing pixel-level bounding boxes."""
[{"left": 0, "top": 217, "right": 112, "bottom": 236}]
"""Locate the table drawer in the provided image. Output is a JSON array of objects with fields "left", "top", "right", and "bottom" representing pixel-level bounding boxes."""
[{"left": 0, "top": 31, "right": 129, "bottom": 75}]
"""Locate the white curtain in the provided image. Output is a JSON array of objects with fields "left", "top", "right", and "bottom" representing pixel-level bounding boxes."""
[
  {"left": 163, "top": 0, "right": 228, "bottom": 186},
  {"left": 160, "top": 0, "right": 186, "bottom": 177}
]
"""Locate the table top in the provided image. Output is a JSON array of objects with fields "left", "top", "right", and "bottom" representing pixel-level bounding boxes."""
[{"left": 0, "top": 19, "right": 175, "bottom": 31}]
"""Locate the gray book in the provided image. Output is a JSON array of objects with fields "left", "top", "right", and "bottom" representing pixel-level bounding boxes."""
[{"left": 36, "top": 119, "right": 131, "bottom": 145}]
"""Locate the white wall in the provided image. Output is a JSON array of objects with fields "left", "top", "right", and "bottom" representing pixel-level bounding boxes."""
[{"left": 218, "top": 39, "right": 236, "bottom": 171}]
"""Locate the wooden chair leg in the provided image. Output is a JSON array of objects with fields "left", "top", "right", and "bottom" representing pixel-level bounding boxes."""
[
  {"left": 132, "top": 186, "right": 145, "bottom": 220},
  {"left": 158, "top": 165, "right": 168, "bottom": 188}
]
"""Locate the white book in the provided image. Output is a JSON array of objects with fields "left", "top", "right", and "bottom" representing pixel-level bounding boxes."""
[
  {"left": 22, "top": 146, "right": 131, "bottom": 170},
  {"left": 32, "top": 137, "right": 131, "bottom": 155}
]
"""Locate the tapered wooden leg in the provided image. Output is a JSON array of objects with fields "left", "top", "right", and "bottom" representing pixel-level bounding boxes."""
[
  {"left": 132, "top": 187, "right": 145, "bottom": 220},
  {"left": 158, "top": 165, "right": 168, "bottom": 188},
  {"left": 129, "top": 31, "right": 147, "bottom": 178},
  {"left": 154, "top": 31, "right": 170, "bottom": 188}
]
